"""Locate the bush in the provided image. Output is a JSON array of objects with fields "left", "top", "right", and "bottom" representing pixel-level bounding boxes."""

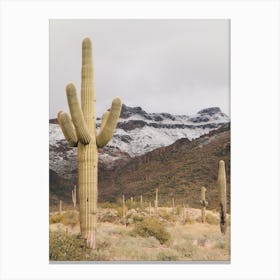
[
  {"left": 157, "top": 250, "right": 179, "bottom": 261},
  {"left": 49, "top": 214, "right": 62, "bottom": 224},
  {"left": 61, "top": 211, "right": 79, "bottom": 227},
  {"left": 132, "top": 218, "right": 171, "bottom": 244},
  {"left": 159, "top": 209, "right": 176, "bottom": 222},
  {"left": 99, "top": 209, "right": 119, "bottom": 223},
  {"left": 49, "top": 230, "right": 86, "bottom": 261},
  {"left": 99, "top": 202, "right": 116, "bottom": 209},
  {"left": 206, "top": 213, "right": 219, "bottom": 225}
]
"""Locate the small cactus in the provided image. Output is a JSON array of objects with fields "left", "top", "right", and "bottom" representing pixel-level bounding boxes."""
[
  {"left": 200, "top": 187, "right": 208, "bottom": 223},
  {"left": 59, "top": 200, "right": 62, "bottom": 214},
  {"left": 217, "top": 160, "right": 227, "bottom": 234},
  {"left": 72, "top": 185, "right": 77, "bottom": 209},
  {"left": 154, "top": 188, "right": 159, "bottom": 216},
  {"left": 122, "top": 194, "right": 126, "bottom": 225}
]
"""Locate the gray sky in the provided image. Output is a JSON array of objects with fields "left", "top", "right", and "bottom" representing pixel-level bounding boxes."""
[{"left": 50, "top": 19, "right": 230, "bottom": 118}]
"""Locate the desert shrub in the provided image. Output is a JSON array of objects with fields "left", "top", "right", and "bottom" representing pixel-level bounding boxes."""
[
  {"left": 126, "top": 209, "right": 145, "bottom": 224},
  {"left": 99, "top": 202, "right": 116, "bottom": 209},
  {"left": 125, "top": 199, "right": 136, "bottom": 210},
  {"left": 61, "top": 211, "right": 79, "bottom": 227},
  {"left": 99, "top": 209, "right": 119, "bottom": 223},
  {"left": 206, "top": 213, "right": 219, "bottom": 225},
  {"left": 132, "top": 218, "right": 170, "bottom": 244},
  {"left": 116, "top": 206, "right": 127, "bottom": 218},
  {"left": 49, "top": 214, "right": 62, "bottom": 224},
  {"left": 173, "top": 239, "right": 197, "bottom": 258},
  {"left": 159, "top": 209, "right": 176, "bottom": 222},
  {"left": 96, "top": 239, "right": 112, "bottom": 251},
  {"left": 157, "top": 250, "right": 179, "bottom": 261},
  {"left": 184, "top": 214, "right": 195, "bottom": 224},
  {"left": 49, "top": 230, "right": 86, "bottom": 261}
]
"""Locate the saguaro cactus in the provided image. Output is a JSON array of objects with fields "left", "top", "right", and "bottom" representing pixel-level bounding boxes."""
[
  {"left": 72, "top": 185, "right": 77, "bottom": 209},
  {"left": 154, "top": 188, "right": 159, "bottom": 216},
  {"left": 140, "top": 194, "right": 143, "bottom": 208},
  {"left": 59, "top": 200, "right": 62, "bottom": 214},
  {"left": 200, "top": 187, "right": 208, "bottom": 223},
  {"left": 217, "top": 160, "right": 227, "bottom": 234},
  {"left": 122, "top": 194, "right": 126, "bottom": 225},
  {"left": 57, "top": 38, "right": 122, "bottom": 248}
]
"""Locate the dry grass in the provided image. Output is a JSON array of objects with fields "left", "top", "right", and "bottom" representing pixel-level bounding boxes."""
[{"left": 49, "top": 208, "right": 230, "bottom": 261}]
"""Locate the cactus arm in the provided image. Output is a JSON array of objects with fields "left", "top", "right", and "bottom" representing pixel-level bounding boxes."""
[
  {"left": 96, "top": 97, "right": 122, "bottom": 148},
  {"left": 57, "top": 111, "right": 78, "bottom": 147},
  {"left": 66, "top": 83, "right": 91, "bottom": 145},
  {"left": 99, "top": 111, "right": 110, "bottom": 131}
]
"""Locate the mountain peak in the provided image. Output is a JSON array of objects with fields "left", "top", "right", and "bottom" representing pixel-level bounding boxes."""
[
  {"left": 197, "top": 107, "right": 222, "bottom": 115},
  {"left": 120, "top": 104, "right": 147, "bottom": 119}
]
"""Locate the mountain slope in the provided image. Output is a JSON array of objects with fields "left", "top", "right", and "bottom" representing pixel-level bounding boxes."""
[
  {"left": 49, "top": 104, "right": 229, "bottom": 179},
  {"left": 98, "top": 124, "right": 230, "bottom": 211}
]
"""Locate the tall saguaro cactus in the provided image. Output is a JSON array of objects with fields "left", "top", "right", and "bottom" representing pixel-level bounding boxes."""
[
  {"left": 217, "top": 160, "right": 227, "bottom": 234},
  {"left": 200, "top": 187, "right": 208, "bottom": 223},
  {"left": 57, "top": 38, "right": 122, "bottom": 248}
]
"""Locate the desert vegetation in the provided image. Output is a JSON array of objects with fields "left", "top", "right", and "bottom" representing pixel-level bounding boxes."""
[{"left": 49, "top": 202, "right": 230, "bottom": 261}]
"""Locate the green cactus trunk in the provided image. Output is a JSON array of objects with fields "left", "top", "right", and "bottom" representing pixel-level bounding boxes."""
[
  {"left": 217, "top": 160, "right": 227, "bottom": 234},
  {"left": 57, "top": 38, "right": 122, "bottom": 249}
]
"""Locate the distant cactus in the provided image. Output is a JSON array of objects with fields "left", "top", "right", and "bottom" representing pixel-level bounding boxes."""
[
  {"left": 57, "top": 38, "right": 122, "bottom": 248},
  {"left": 217, "top": 160, "right": 227, "bottom": 234},
  {"left": 140, "top": 194, "right": 143, "bottom": 208},
  {"left": 122, "top": 194, "right": 126, "bottom": 225},
  {"left": 154, "top": 188, "right": 159, "bottom": 216},
  {"left": 172, "top": 197, "right": 175, "bottom": 214},
  {"left": 72, "top": 185, "right": 77, "bottom": 209},
  {"left": 200, "top": 187, "right": 208, "bottom": 223},
  {"left": 59, "top": 200, "right": 62, "bottom": 214}
]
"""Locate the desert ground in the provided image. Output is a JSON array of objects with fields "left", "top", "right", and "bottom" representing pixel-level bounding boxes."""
[{"left": 49, "top": 205, "right": 230, "bottom": 262}]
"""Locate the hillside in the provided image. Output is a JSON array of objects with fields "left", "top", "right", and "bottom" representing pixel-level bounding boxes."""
[
  {"left": 50, "top": 123, "right": 230, "bottom": 212},
  {"left": 98, "top": 123, "right": 230, "bottom": 211}
]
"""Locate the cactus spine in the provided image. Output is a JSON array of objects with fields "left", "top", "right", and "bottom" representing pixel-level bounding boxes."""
[
  {"left": 217, "top": 160, "right": 227, "bottom": 234},
  {"left": 72, "top": 185, "right": 77, "bottom": 209},
  {"left": 154, "top": 188, "right": 158, "bottom": 216},
  {"left": 57, "top": 38, "right": 122, "bottom": 248},
  {"left": 200, "top": 187, "right": 208, "bottom": 223}
]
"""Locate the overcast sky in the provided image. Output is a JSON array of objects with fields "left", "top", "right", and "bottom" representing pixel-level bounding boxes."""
[{"left": 50, "top": 19, "right": 230, "bottom": 118}]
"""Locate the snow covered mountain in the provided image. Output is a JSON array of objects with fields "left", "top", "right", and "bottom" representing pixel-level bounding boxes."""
[{"left": 49, "top": 104, "right": 230, "bottom": 178}]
